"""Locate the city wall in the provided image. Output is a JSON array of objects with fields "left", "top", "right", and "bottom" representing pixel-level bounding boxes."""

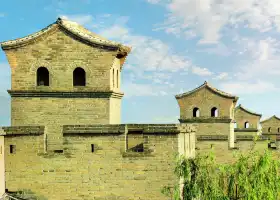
[{"left": 1, "top": 124, "right": 196, "bottom": 200}]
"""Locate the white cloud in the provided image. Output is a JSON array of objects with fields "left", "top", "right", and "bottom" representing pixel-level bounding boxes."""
[
  {"left": 100, "top": 25, "right": 129, "bottom": 39},
  {"left": 99, "top": 24, "right": 193, "bottom": 73},
  {"left": 220, "top": 80, "right": 278, "bottom": 95},
  {"left": 151, "top": 0, "right": 280, "bottom": 43},
  {"left": 60, "top": 14, "right": 93, "bottom": 26},
  {"left": 233, "top": 37, "right": 280, "bottom": 80},
  {"left": 122, "top": 82, "right": 168, "bottom": 97},
  {"left": 197, "top": 43, "right": 231, "bottom": 56},
  {"left": 213, "top": 72, "right": 229, "bottom": 80},
  {"left": 191, "top": 66, "right": 213, "bottom": 76}
]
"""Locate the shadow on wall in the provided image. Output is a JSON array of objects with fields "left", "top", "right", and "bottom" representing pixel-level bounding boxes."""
[{"left": 3, "top": 189, "right": 47, "bottom": 200}]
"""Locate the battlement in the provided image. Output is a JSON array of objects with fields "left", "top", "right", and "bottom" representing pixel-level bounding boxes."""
[
  {"left": 1, "top": 126, "right": 44, "bottom": 136},
  {"left": 63, "top": 124, "right": 180, "bottom": 135}
]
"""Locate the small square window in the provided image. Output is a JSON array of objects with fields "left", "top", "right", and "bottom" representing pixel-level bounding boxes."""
[
  {"left": 10, "top": 145, "right": 15, "bottom": 154},
  {"left": 54, "top": 150, "right": 63, "bottom": 153},
  {"left": 91, "top": 144, "right": 95, "bottom": 152}
]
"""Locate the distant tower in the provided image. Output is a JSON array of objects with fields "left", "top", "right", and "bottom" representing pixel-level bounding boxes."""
[
  {"left": 0, "top": 18, "right": 131, "bottom": 150},
  {"left": 175, "top": 81, "right": 239, "bottom": 148},
  {"left": 0, "top": 17, "right": 131, "bottom": 126}
]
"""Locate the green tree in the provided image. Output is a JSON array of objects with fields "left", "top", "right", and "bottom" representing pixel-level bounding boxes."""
[{"left": 161, "top": 139, "right": 280, "bottom": 200}]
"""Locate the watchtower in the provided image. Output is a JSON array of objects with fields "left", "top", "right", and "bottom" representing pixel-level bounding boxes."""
[
  {"left": 175, "top": 81, "right": 239, "bottom": 148},
  {"left": 0, "top": 18, "right": 131, "bottom": 149}
]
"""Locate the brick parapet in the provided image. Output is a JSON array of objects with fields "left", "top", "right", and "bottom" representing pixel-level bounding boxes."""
[
  {"left": 179, "top": 117, "right": 233, "bottom": 123},
  {"left": 197, "top": 135, "right": 228, "bottom": 141},
  {"left": 197, "top": 134, "right": 270, "bottom": 141},
  {"left": 234, "top": 128, "right": 259, "bottom": 132},
  {"left": 63, "top": 124, "right": 181, "bottom": 135},
  {"left": 1, "top": 126, "right": 44, "bottom": 136}
]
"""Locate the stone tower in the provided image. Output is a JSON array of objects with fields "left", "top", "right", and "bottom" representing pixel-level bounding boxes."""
[
  {"left": 0, "top": 18, "right": 131, "bottom": 150},
  {"left": 175, "top": 81, "right": 239, "bottom": 148}
]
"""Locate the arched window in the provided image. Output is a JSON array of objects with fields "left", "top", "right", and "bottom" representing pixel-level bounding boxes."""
[
  {"left": 117, "top": 70, "right": 119, "bottom": 88},
  {"left": 268, "top": 127, "right": 272, "bottom": 132},
  {"left": 73, "top": 67, "right": 86, "bottom": 86},
  {"left": 112, "top": 69, "right": 115, "bottom": 88},
  {"left": 211, "top": 107, "right": 218, "bottom": 117},
  {"left": 244, "top": 121, "right": 250, "bottom": 128},
  {"left": 37, "top": 67, "right": 49, "bottom": 86},
  {"left": 234, "top": 122, "right": 237, "bottom": 128},
  {"left": 193, "top": 107, "right": 200, "bottom": 117}
]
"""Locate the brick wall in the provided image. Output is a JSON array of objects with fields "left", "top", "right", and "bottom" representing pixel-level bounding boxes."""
[
  {"left": 194, "top": 123, "right": 231, "bottom": 136},
  {"left": 3, "top": 124, "right": 186, "bottom": 200}
]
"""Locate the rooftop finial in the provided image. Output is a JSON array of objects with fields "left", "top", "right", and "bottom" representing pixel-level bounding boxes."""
[{"left": 204, "top": 81, "right": 208, "bottom": 85}]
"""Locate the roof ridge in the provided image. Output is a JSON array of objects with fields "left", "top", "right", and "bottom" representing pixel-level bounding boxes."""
[
  {"left": 1, "top": 17, "right": 131, "bottom": 54},
  {"left": 261, "top": 115, "right": 280, "bottom": 123},
  {"left": 175, "top": 81, "right": 238, "bottom": 102},
  {"left": 236, "top": 104, "right": 262, "bottom": 117}
]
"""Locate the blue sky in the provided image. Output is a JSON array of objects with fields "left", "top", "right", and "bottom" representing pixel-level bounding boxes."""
[{"left": 1, "top": 0, "right": 280, "bottom": 125}]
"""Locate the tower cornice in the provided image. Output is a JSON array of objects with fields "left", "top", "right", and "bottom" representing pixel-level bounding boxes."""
[{"left": 7, "top": 90, "right": 124, "bottom": 99}]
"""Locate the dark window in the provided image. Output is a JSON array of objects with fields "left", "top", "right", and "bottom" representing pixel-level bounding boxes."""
[
  {"left": 117, "top": 70, "right": 119, "bottom": 88},
  {"left": 211, "top": 107, "right": 218, "bottom": 117},
  {"left": 0, "top": 146, "right": 2, "bottom": 154},
  {"left": 37, "top": 67, "right": 49, "bottom": 86},
  {"left": 73, "top": 67, "right": 86, "bottom": 86},
  {"left": 193, "top": 107, "right": 200, "bottom": 117},
  {"left": 54, "top": 150, "right": 63, "bottom": 153},
  {"left": 244, "top": 121, "right": 250, "bottom": 128},
  {"left": 278, "top": 128, "right": 280, "bottom": 133},
  {"left": 91, "top": 144, "right": 95, "bottom": 152},
  {"left": 268, "top": 127, "right": 272, "bottom": 132},
  {"left": 9, "top": 145, "right": 15, "bottom": 154}
]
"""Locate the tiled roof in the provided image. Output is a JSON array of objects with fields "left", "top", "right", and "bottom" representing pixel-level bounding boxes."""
[
  {"left": 0, "top": 17, "right": 131, "bottom": 55},
  {"left": 235, "top": 104, "right": 262, "bottom": 117},
  {"left": 175, "top": 81, "right": 239, "bottom": 102},
  {"left": 260, "top": 115, "right": 280, "bottom": 123}
]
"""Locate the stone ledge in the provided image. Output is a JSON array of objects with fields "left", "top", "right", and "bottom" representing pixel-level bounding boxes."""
[
  {"left": 235, "top": 135, "right": 270, "bottom": 141},
  {"left": 179, "top": 118, "right": 232, "bottom": 123},
  {"left": 2, "top": 126, "right": 44, "bottom": 136},
  {"left": 63, "top": 124, "right": 181, "bottom": 135},
  {"left": 7, "top": 90, "right": 124, "bottom": 99},
  {"left": 234, "top": 128, "right": 258, "bottom": 132},
  {"left": 122, "top": 151, "right": 154, "bottom": 158},
  {"left": 262, "top": 132, "right": 280, "bottom": 135},
  {"left": 197, "top": 135, "right": 228, "bottom": 141},
  {"left": 63, "top": 124, "right": 126, "bottom": 135}
]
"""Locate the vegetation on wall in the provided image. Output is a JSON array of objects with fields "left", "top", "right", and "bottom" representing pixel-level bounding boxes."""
[{"left": 161, "top": 137, "right": 280, "bottom": 200}]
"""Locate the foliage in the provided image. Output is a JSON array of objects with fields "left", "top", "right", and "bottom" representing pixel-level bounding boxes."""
[{"left": 161, "top": 138, "right": 280, "bottom": 200}]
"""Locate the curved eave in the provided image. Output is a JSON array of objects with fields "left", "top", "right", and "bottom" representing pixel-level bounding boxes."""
[
  {"left": 0, "top": 18, "right": 131, "bottom": 55},
  {"left": 236, "top": 105, "right": 262, "bottom": 117},
  {"left": 1, "top": 22, "right": 57, "bottom": 50},
  {"left": 175, "top": 82, "right": 238, "bottom": 102},
  {"left": 261, "top": 115, "right": 280, "bottom": 123}
]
